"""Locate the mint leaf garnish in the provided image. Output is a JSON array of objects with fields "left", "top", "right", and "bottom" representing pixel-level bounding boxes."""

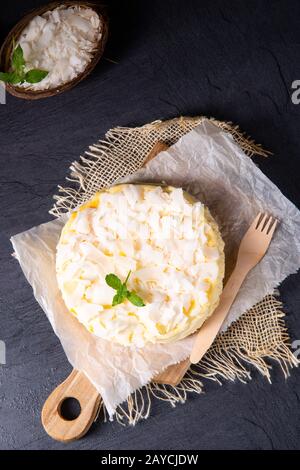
[
  {"left": 127, "top": 291, "right": 146, "bottom": 307},
  {"left": 105, "top": 270, "right": 145, "bottom": 307},
  {"left": 25, "top": 69, "right": 48, "bottom": 83},
  {"left": 105, "top": 273, "right": 123, "bottom": 290},
  {"left": 0, "top": 71, "right": 21, "bottom": 84},
  {"left": 12, "top": 44, "right": 25, "bottom": 74},
  {"left": 112, "top": 290, "right": 127, "bottom": 306},
  {"left": 0, "top": 41, "right": 48, "bottom": 86}
]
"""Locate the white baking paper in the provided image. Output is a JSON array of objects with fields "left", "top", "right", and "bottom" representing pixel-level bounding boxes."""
[{"left": 11, "top": 120, "right": 300, "bottom": 417}]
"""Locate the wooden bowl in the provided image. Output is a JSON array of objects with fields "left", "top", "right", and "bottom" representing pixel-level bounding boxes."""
[{"left": 0, "top": 1, "right": 109, "bottom": 100}]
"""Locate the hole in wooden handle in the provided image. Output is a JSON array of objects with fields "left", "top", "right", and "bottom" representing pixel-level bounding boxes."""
[
  {"left": 58, "top": 397, "right": 81, "bottom": 421},
  {"left": 42, "top": 370, "right": 101, "bottom": 442}
]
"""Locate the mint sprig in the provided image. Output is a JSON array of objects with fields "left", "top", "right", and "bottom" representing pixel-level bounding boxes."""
[
  {"left": 0, "top": 42, "right": 48, "bottom": 85},
  {"left": 105, "top": 270, "right": 146, "bottom": 307},
  {"left": 12, "top": 44, "right": 25, "bottom": 74},
  {"left": 25, "top": 69, "right": 49, "bottom": 83}
]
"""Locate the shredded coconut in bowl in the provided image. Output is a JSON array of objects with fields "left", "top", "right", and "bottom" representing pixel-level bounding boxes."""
[{"left": 17, "top": 5, "right": 102, "bottom": 90}]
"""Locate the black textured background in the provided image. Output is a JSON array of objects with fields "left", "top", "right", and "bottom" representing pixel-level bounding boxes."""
[{"left": 1, "top": 0, "right": 300, "bottom": 450}]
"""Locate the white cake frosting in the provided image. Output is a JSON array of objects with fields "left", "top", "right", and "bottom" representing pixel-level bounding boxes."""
[{"left": 56, "top": 184, "right": 225, "bottom": 347}]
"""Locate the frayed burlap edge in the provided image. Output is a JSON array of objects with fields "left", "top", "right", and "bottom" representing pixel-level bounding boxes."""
[
  {"left": 50, "top": 116, "right": 270, "bottom": 218},
  {"left": 50, "top": 116, "right": 298, "bottom": 426}
]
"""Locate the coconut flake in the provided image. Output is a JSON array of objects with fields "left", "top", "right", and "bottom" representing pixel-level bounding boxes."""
[{"left": 17, "top": 5, "right": 102, "bottom": 90}]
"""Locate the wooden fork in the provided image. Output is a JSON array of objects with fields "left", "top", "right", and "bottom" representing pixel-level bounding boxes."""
[{"left": 190, "top": 212, "right": 278, "bottom": 364}]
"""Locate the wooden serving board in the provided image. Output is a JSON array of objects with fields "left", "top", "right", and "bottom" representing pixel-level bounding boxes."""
[{"left": 42, "top": 142, "right": 192, "bottom": 442}]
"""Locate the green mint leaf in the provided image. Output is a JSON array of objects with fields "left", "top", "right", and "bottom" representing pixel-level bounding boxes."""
[
  {"left": 127, "top": 291, "right": 146, "bottom": 307},
  {"left": 10, "top": 72, "right": 23, "bottom": 84},
  {"left": 25, "top": 69, "right": 48, "bottom": 84},
  {"left": 0, "top": 72, "right": 13, "bottom": 83},
  {"left": 107, "top": 270, "right": 145, "bottom": 307},
  {"left": 105, "top": 274, "right": 122, "bottom": 290},
  {"left": 119, "top": 284, "right": 129, "bottom": 297},
  {"left": 0, "top": 71, "right": 22, "bottom": 84},
  {"left": 112, "top": 290, "right": 127, "bottom": 306},
  {"left": 12, "top": 44, "right": 25, "bottom": 73}
]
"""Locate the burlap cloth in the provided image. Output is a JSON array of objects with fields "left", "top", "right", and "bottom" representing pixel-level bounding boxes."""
[{"left": 50, "top": 116, "right": 298, "bottom": 425}]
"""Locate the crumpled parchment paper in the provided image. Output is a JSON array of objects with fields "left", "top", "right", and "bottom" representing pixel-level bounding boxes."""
[{"left": 11, "top": 120, "right": 300, "bottom": 417}]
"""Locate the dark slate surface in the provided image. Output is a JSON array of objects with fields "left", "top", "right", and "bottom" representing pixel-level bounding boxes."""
[{"left": 1, "top": 0, "right": 300, "bottom": 450}]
